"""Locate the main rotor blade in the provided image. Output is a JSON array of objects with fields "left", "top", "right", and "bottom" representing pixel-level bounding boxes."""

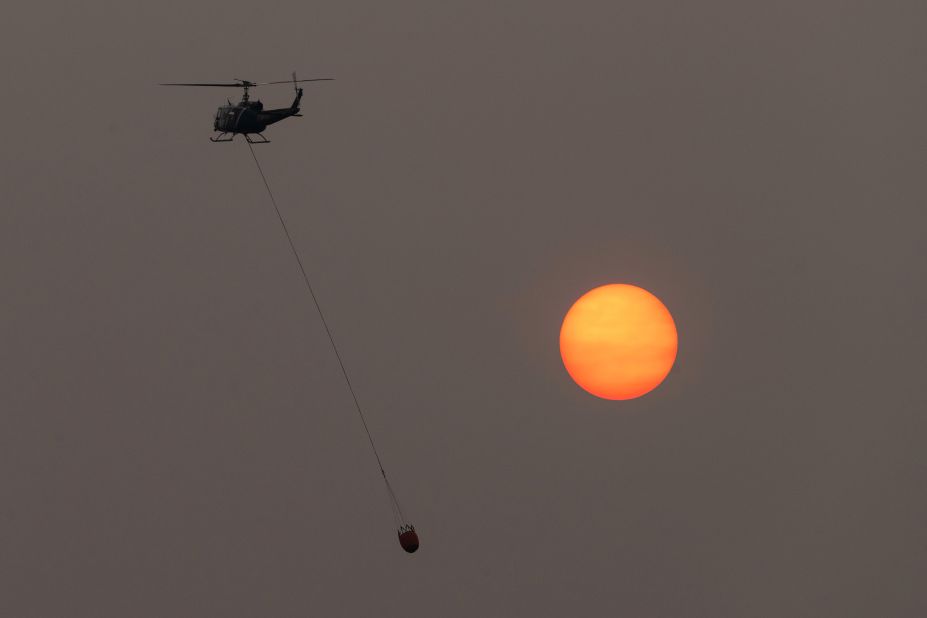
[
  {"left": 254, "top": 78, "right": 335, "bottom": 85},
  {"left": 159, "top": 78, "right": 333, "bottom": 88},
  {"left": 159, "top": 82, "right": 246, "bottom": 87}
]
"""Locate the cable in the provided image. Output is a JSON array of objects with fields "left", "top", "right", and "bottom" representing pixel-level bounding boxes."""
[{"left": 246, "top": 140, "right": 405, "bottom": 519}]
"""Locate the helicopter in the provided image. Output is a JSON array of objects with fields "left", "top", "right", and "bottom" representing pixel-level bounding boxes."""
[{"left": 160, "top": 73, "right": 333, "bottom": 143}]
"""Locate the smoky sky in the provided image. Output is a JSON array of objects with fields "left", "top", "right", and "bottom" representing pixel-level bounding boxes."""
[{"left": 2, "top": 1, "right": 925, "bottom": 616}]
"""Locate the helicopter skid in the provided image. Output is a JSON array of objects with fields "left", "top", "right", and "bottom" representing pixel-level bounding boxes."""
[
  {"left": 245, "top": 133, "right": 271, "bottom": 144},
  {"left": 208, "top": 132, "right": 271, "bottom": 144}
]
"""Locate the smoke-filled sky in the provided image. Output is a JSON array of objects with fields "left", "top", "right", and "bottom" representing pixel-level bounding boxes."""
[{"left": 2, "top": 1, "right": 925, "bottom": 616}]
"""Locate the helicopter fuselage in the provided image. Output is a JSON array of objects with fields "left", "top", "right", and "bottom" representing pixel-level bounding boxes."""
[
  {"left": 212, "top": 88, "right": 303, "bottom": 141},
  {"left": 214, "top": 102, "right": 282, "bottom": 133}
]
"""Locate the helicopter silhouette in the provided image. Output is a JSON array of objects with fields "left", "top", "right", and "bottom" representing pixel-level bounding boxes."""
[{"left": 160, "top": 73, "right": 333, "bottom": 143}]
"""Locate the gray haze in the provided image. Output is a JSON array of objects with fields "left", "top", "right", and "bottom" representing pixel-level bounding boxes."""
[{"left": 2, "top": 1, "right": 925, "bottom": 616}]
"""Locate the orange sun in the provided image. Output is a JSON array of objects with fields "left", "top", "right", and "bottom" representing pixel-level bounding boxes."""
[{"left": 560, "top": 284, "right": 677, "bottom": 400}]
